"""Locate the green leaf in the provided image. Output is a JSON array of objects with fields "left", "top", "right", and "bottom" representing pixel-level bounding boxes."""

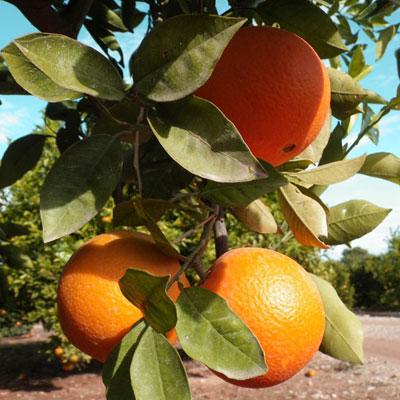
[
  {"left": 40, "top": 135, "right": 123, "bottom": 242},
  {"left": 359, "top": 152, "right": 400, "bottom": 184},
  {"left": 103, "top": 320, "right": 147, "bottom": 400},
  {"left": 121, "top": 0, "right": 146, "bottom": 31},
  {"left": 324, "top": 200, "right": 391, "bottom": 245},
  {"left": 119, "top": 269, "right": 177, "bottom": 334},
  {"left": 176, "top": 287, "right": 267, "bottom": 380},
  {"left": 0, "top": 62, "right": 29, "bottom": 95},
  {"left": 12, "top": 33, "right": 125, "bottom": 101},
  {"left": 89, "top": 0, "right": 128, "bottom": 32},
  {"left": 376, "top": 24, "right": 399, "bottom": 61},
  {"left": 0, "top": 134, "right": 47, "bottom": 189},
  {"left": 328, "top": 68, "right": 367, "bottom": 120},
  {"left": 348, "top": 45, "right": 372, "bottom": 81},
  {"left": 292, "top": 154, "right": 366, "bottom": 185},
  {"left": 132, "top": 14, "right": 246, "bottom": 101},
  {"left": 363, "top": 89, "right": 388, "bottom": 105},
  {"left": 0, "top": 244, "right": 34, "bottom": 269},
  {"left": 148, "top": 96, "right": 267, "bottom": 183},
  {"left": 295, "top": 109, "right": 332, "bottom": 164},
  {"left": 113, "top": 199, "right": 174, "bottom": 227},
  {"left": 1, "top": 34, "right": 82, "bottom": 102},
  {"left": 233, "top": 199, "right": 278, "bottom": 234},
  {"left": 131, "top": 327, "right": 191, "bottom": 400},
  {"left": 361, "top": 103, "right": 380, "bottom": 145},
  {"left": 257, "top": 0, "right": 348, "bottom": 58},
  {"left": 201, "top": 162, "right": 286, "bottom": 207},
  {"left": 310, "top": 274, "right": 364, "bottom": 364},
  {"left": 0, "top": 222, "right": 30, "bottom": 239},
  {"left": 278, "top": 183, "right": 330, "bottom": 249}
]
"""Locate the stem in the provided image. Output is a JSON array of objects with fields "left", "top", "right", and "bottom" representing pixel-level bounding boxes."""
[
  {"left": 134, "top": 106, "right": 145, "bottom": 198},
  {"left": 172, "top": 214, "right": 216, "bottom": 244},
  {"left": 213, "top": 206, "right": 229, "bottom": 258}
]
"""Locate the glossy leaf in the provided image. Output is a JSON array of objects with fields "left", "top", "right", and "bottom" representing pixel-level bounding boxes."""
[
  {"left": 201, "top": 162, "right": 286, "bottom": 207},
  {"left": 310, "top": 274, "right": 364, "bottom": 364},
  {"left": 296, "top": 109, "right": 332, "bottom": 164},
  {"left": 131, "top": 327, "right": 191, "bottom": 400},
  {"left": 328, "top": 67, "right": 367, "bottom": 119},
  {"left": 293, "top": 154, "right": 366, "bottom": 185},
  {"left": 132, "top": 14, "right": 246, "bottom": 101},
  {"left": 148, "top": 96, "right": 267, "bottom": 183},
  {"left": 233, "top": 200, "right": 278, "bottom": 234},
  {"left": 324, "top": 200, "right": 391, "bottom": 245},
  {"left": 348, "top": 45, "right": 372, "bottom": 82},
  {"left": 359, "top": 152, "right": 400, "bottom": 184},
  {"left": 40, "top": 135, "right": 123, "bottom": 242},
  {"left": 88, "top": 1, "right": 128, "bottom": 32},
  {"left": 103, "top": 320, "right": 147, "bottom": 400},
  {"left": 1, "top": 35, "right": 82, "bottom": 102},
  {"left": 13, "top": 33, "right": 125, "bottom": 100},
  {"left": 257, "top": 0, "right": 348, "bottom": 58},
  {"left": 113, "top": 199, "right": 174, "bottom": 227},
  {"left": 0, "top": 134, "right": 47, "bottom": 189},
  {"left": 376, "top": 24, "right": 398, "bottom": 61},
  {"left": 119, "top": 269, "right": 177, "bottom": 333},
  {"left": 176, "top": 287, "right": 267, "bottom": 380},
  {"left": 278, "top": 183, "right": 330, "bottom": 249}
]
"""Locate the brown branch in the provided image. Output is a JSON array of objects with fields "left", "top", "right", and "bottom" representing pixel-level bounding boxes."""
[
  {"left": 214, "top": 206, "right": 229, "bottom": 259},
  {"left": 4, "top": 0, "right": 94, "bottom": 38}
]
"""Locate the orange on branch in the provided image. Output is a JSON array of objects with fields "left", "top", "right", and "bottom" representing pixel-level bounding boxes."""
[
  {"left": 201, "top": 247, "right": 325, "bottom": 388},
  {"left": 195, "top": 26, "right": 331, "bottom": 166},
  {"left": 57, "top": 231, "right": 188, "bottom": 363}
]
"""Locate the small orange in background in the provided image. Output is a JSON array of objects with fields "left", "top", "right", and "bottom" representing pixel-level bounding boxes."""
[
  {"left": 54, "top": 347, "right": 64, "bottom": 357},
  {"left": 68, "top": 354, "right": 79, "bottom": 364},
  {"left": 201, "top": 247, "right": 325, "bottom": 388},
  {"left": 15, "top": 321, "right": 21, "bottom": 327},
  {"left": 1, "top": 309, "right": 6, "bottom": 315},
  {"left": 195, "top": 26, "right": 331, "bottom": 166},
  {"left": 306, "top": 369, "right": 317, "bottom": 377},
  {"left": 62, "top": 363, "right": 75, "bottom": 372},
  {"left": 57, "top": 231, "right": 188, "bottom": 363},
  {"left": 101, "top": 216, "right": 112, "bottom": 224}
]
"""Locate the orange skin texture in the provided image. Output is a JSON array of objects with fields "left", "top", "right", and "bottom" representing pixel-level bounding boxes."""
[
  {"left": 201, "top": 247, "right": 325, "bottom": 388},
  {"left": 195, "top": 26, "right": 331, "bottom": 166},
  {"left": 57, "top": 231, "right": 188, "bottom": 363}
]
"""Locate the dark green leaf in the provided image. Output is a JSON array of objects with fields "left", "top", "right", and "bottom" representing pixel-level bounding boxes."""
[
  {"left": 310, "top": 274, "right": 364, "bottom": 364},
  {"left": 376, "top": 24, "right": 399, "bottom": 61},
  {"left": 131, "top": 327, "right": 191, "bottom": 400},
  {"left": 12, "top": 33, "right": 125, "bottom": 100},
  {"left": 113, "top": 199, "right": 174, "bottom": 227},
  {"left": 45, "top": 101, "right": 80, "bottom": 123},
  {"left": 1, "top": 34, "right": 82, "bottom": 102},
  {"left": 121, "top": 0, "right": 146, "bottom": 31},
  {"left": 324, "top": 200, "right": 391, "bottom": 245},
  {"left": 0, "top": 222, "right": 30, "bottom": 239},
  {"left": 257, "top": 0, "right": 348, "bottom": 58},
  {"left": 328, "top": 68, "right": 367, "bottom": 119},
  {"left": 103, "top": 320, "right": 147, "bottom": 400},
  {"left": 278, "top": 183, "right": 330, "bottom": 249},
  {"left": 40, "top": 135, "right": 123, "bottom": 242},
  {"left": 201, "top": 162, "right": 286, "bottom": 207},
  {"left": 132, "top": 14, "right": 246, "bottom": 101},
  {"left": 359, "top": 152, "right": 400, "bottom": 184},
  {"left": 119, "top": 269, "right": 177, "bottom": 333},
  {"left": 176, "top": 287, "right": 267, "bottom": 380},
  {"left": 0, "top": 268, "right": 8, "bottom": 306},
  {"left": 0, "top": 244, "right": 34, "bottom": 269},
  {"left": 0, "top": 134, "right": 46, "bottom": 189},
  {"left": 0, "top": 62, "right": 29, "bottom": 95},
  {"left": 89, "top": 0, "right": 129, "bottom": 32},
  {"left": 233, "top": 199, "right": 278, "bottom": 234},
  {"left": 148, "top": 96, "right": 267, "bottom": 183}
]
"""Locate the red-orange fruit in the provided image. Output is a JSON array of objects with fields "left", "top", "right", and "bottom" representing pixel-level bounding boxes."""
[
  {"left": 195, "top": 26, "right": 331, "bottom": 166},
  {"left": 201, "top": 247, "right": 325, "bottom": 388}
]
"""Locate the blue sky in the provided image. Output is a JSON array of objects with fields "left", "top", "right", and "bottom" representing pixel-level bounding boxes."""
[{"left": 0, "top": 2, "right": 399, "bottom": 259}]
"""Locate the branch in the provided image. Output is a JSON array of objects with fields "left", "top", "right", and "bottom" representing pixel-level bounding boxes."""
[
  {"left": 214, "top": 206, "right": 229, "bottom": 258},
  {"left": 4, "top": 0, "right": 94, "bottom": 38}
]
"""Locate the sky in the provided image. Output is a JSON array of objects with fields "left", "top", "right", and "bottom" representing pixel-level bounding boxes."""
[{"left": 0, "top": 2, "right": 399, "bottom": 260}]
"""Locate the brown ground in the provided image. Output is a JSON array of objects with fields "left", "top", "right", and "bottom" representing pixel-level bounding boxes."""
[{"left": 0, "top": 313, "right": 399, "bottom": 400}]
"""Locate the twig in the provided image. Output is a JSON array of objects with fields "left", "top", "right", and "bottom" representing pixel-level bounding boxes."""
[
  {"left": 213, "top": 206, "right": 229, "bottom": 258},
  {"left": 172, "top": 214, "right": 217, "bottom": 244},
  {"left": 134, "top": 106, "right": 145, "bottom": 198}
]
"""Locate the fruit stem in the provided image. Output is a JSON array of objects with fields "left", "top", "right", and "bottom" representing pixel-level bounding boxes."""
[{"left": 214, "top": 206, "right": 229, "bottom": 259}]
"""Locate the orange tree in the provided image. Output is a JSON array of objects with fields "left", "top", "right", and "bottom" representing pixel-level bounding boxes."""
[{"left": 1, "top": 0, "right": 400, "bottom": 397}]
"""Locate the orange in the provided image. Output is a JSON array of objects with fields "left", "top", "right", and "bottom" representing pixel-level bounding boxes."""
[
  {"left": 195, "top": 26, "right": 331, "bottom": 166},
  {"left": 201, "top": 247, "right": 325, "bottom": 388},
  {"left": 54, "top": 347, "right": 64, "bottom": 357},
  {"left": 57, "top": 230, "right": 188, "bottom": 363}
]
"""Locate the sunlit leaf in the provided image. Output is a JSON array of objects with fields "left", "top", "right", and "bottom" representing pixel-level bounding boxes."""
[
  {"left": 324, "top": 200, "right": 391, "bottom": 245},
  {"left": 133, "top": 14, "right": 246, "bottom": 101},
  {"left": 359, "top": 152, "right": 400, "bottom": 184},
  {"left": 376, "top": 24, "right": 398, "bottom": 61},
  {"left": 310, "top": 274, "right": 364, "bottom": 364},
  {"left": 176, "top": 287, "right": 267, "bottom": 380},
  {"left": 147, "top": 96, "right": 267, "bottom": 183}
]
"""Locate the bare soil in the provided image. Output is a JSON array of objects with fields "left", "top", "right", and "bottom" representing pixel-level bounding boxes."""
[{"left": 1, "top": 313, "right": 399, "bottom": 400}]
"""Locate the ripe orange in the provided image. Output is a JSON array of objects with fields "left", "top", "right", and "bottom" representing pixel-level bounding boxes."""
[
  {"left": 54, "top": 347, "right": 64, "bottom": 357},
  {"left": 195, "top": 26, "right": 331, "bottom": 166},
  {"left": 201, "top": 247, "right": 325, "bottom": 388},
  {"left": 57, "top": 231, "right": 188, "bottom": 363}
]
